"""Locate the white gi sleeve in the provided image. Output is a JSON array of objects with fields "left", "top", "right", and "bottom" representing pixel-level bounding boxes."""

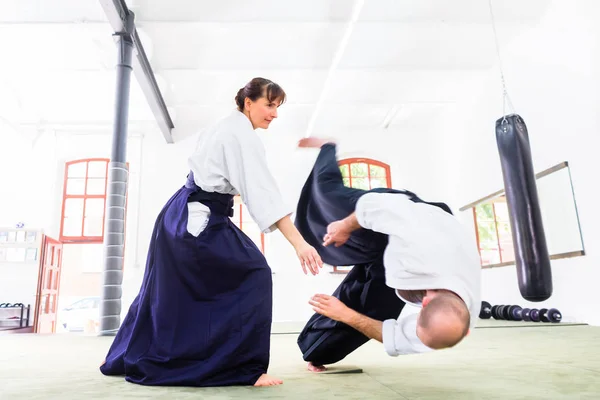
[
  {"left": 220, "top": 130, "right": 291, "bottom": 233},
  {"left": 382, "top": 313, "right": 433, "bottom": 356},
  {"left": 354, "top": 192, "right": 415, "bottom": 236}
]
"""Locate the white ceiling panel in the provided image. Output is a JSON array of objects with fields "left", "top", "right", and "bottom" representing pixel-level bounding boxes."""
[
  {"left": 132, "top": 0, "right": 354, "bottom": 22},
  {"left": 339, "top": 22, "right": 527, "bottom": 69},
  {"left": 0, "top": 24, "right": 115, "bottom": 72},
  {"left": 138, "top": 22, "right": 346, "bottom": 70},
  {"left": 358, "top": 0, "right": 553, "bottom": 23},
  {"left": 0, "top": 0, "right": 106, "bottom": 23}
]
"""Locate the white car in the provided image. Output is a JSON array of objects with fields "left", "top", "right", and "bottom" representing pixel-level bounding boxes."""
[{"left": 59, "top": 297, "right": 100, "bottom": 332}]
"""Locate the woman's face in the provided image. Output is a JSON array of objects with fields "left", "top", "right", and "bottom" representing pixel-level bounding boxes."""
[{"left": 244, "top": 95, "right": 282, "bottom": 130}]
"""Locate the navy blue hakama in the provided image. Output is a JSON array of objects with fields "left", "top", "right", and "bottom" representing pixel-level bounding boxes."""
[
  {"left": 100, "top": 175, "right": 272, "bottom": 387},
  {"left": 295, "top": 144, "right": 451, "bottom": 364}
]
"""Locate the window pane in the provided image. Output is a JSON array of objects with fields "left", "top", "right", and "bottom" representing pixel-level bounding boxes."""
[
  {"left": 477, "top": 221, "right": 498, "bottom": 247},
  {"left": 83, "top": 217, "right": 104, "bottom": 236},
  {"left": 370, "top": 178, "right": 387, "bottom": 189},
  {"left": 63, "top": 217, "right": 82, "bottom": 237},
  {"left": 350, "top": 163, "right": 368, "bottom": 177},
  {"left": 50, "top": 294, "right": 57, "bottom": 313},
  {"left": 43, "top": 295, "right": 50, "bottom": 314},
  {"left": 85, "top": 198, "right": 105, "bottom": 217},
  {"left": 88, "top": 161, "right": 108, "bottom": 178},
  {"left": 369, "top": 165, "right": 386, "bottom": 178},
  {"left": 339, "top": 164, "right": 349, "bottom": 177},
  {"left": 52, "top": 270, "right": 59, "bottom": 289},
  {"left": 86, "top": 178, "right": 106, "bottom": 195},
  {"left": 475, "top": 203, "right": 494, "bottom": 221},
  {"left": 68, "top": 162, "right": 87, "bottom": 178},
  {"left": 64, "top": 198, "right": 84, "bottom": 218},
  {"left": 342, "top": 177, "right": 350, "bottom": 187},
  {"left": 66, "top": 178, "right": 86, "bottom": 195},
  {"left": 493, "top": 201, "right": 510, "bottom": 221},
  {"left": 500, "top": 245, "right": 515, "bottom": 263},
  {"left": 350, "top": 177, "right": 369, "bottom": 190},
  {"left": 497, "top": 221, "right": 515, "bottom": 263},
  {"left": 497, "top": 221, "right": 512, "bottom": 238}
]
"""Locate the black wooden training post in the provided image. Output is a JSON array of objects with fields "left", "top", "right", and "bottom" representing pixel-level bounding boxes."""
[
  {"left": 98, "top": 11, "right": 134, "bottom": 336},
  {"left": 495, "top": 114, "right": 553, "bottom": 302}
]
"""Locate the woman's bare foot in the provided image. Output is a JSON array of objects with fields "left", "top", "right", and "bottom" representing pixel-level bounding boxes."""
[
  {"left": 307, "top": 362, "right": 327, "bottom": 372},
  {"left": 253, "top": 374, "right": 283, "bottom": 387},
  {"left": 298, "top": 137, "right": 335, "bottom": 148}
]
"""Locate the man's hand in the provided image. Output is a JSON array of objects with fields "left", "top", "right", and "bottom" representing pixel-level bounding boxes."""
[
  {"left": 295, "top": 242, "right": 323, "bottom": 275},
  {"left": 309, "top": 294, "right": 352, "bottom": 322},
  {"left": 322, "top": 212, "right": 362, "bottom": 247},
  {"left": 322, "top": 220, "right": 351, "bottom": 247},
  {"left": 310, "top": 295, "right": 384, "bottom": 343},
  {"left": 297, "top": 137, "right": 335, "bottom": 148}
]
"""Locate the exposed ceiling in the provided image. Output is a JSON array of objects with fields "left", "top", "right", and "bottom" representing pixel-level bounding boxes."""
[{"left": 0, "top": 0, "right": 552, "bottom": 142}]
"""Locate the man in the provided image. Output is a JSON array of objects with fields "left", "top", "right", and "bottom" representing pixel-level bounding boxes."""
[{"left": 295, "top": 138, "right": 481, "bottom": 372}]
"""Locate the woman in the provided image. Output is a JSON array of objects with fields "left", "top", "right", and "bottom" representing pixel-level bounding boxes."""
[{"left": 100, "top": 78, "right": 323, "bottom": 387}]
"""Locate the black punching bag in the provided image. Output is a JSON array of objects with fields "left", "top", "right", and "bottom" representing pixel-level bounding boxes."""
[{"left": 495, "top": 114, "right": 552, "bottom": 302}]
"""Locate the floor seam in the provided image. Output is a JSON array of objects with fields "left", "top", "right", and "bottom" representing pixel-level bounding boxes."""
[{"left": 363, "top": 371, "right": 412, "bottom": 399}]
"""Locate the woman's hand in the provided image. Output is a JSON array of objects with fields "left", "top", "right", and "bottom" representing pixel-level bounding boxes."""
[{"left": 295, "top": 242, "right": 323, "bottom": 275}]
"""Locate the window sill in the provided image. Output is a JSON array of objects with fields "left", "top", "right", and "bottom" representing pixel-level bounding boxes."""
[{"left": 481, "top": 250, "right": 585, "bottom": 269}]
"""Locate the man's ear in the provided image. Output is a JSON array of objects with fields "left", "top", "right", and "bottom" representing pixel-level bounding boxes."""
[{"left": 422, "top": 296, "right": 431, "bottom": 308}]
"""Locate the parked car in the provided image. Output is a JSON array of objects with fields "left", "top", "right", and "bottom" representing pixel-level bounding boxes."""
[{"left": 59, "top": 296, "right": 100, "bottom": 332}]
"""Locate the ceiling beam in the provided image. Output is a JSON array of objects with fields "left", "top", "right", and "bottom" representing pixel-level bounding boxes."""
[
  {"left": 304, "top": 0, "right": 364, "bottom": 138},
  {"left": 98, "top": 0, "right": 174, "bottom": 143}
]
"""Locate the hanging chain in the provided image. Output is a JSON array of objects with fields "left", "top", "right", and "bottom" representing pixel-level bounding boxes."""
[{"left": 488, "top": 0, "right": 516, "bottom": 125}]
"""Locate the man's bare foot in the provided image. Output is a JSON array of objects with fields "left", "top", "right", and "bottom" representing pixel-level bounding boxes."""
[
  {"left": 100, "top": 359, "right": 106, "bottom": 367},
  {"left": 253, "top": 374, "right": 283, "bottom": 387},
  {"left": 298, "top": 137, "right": 335, "bottom": 148},
  {"left": 307, "top": 362, "right": 327, "bottom": 372}
]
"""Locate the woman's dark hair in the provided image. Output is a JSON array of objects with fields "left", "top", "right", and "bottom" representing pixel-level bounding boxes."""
[{"left": 235, "top": 77, "right": 286, "bottom": 111}]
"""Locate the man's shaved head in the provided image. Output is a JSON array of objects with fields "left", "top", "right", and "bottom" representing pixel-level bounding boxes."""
[{"left": 417, "top": 292, "right": 470, "bottom": 349}]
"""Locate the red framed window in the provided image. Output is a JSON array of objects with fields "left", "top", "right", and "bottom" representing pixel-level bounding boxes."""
[
  {"left": 231, "top": 195, "right": 265, "bottom": 253},
  {"left": 339, "top": 158, "right": 392, "bottom": 190},
  {"left": 333, "top": 158, "right": 392, "bottom": 273},
  {"left": 60, "top": 159, "right": 110, "bottom": 243},
  {"left": 472, "top": 196, "right": 515, "bottom": 267}
]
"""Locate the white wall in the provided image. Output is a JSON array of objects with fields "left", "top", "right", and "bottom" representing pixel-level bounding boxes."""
[{"left": 415, "top": 0, "right": 600, "bottom": 324}]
